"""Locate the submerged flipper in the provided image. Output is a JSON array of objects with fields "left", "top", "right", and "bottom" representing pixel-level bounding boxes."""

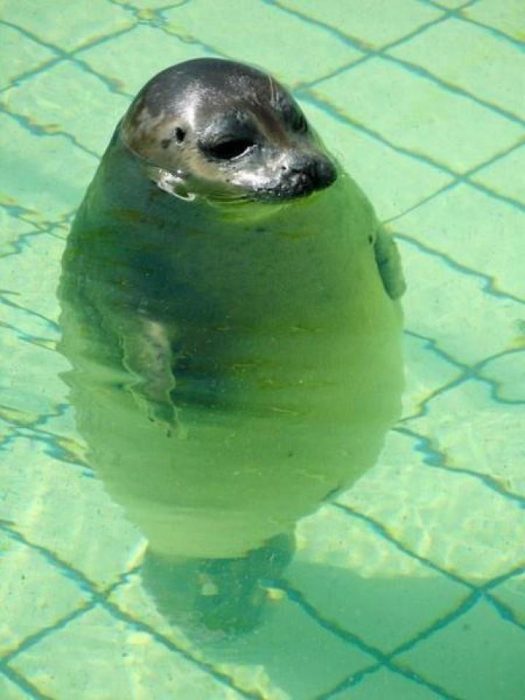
[
  {"left": 374, "top": 226, "right": 406, "bottom": 300},
  {"left": 121, "top": 317, "right": 179, "bottom": 433}
]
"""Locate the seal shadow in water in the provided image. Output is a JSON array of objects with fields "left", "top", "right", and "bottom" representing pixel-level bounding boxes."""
[{"left": 58, "top": 58, "right": 405, "bottom": 639}]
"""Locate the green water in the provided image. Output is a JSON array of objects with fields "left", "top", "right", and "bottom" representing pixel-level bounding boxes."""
[{"left": 1, "top": 1, "right": 524, "bottom": 699}]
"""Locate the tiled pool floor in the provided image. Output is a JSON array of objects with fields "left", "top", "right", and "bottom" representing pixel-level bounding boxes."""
[{"left": 1, "top": 1, "right": 524, "bottom": 698}]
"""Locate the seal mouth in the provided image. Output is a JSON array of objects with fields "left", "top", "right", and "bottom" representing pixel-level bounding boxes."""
[{"left": 173, "top": 164, "right": 338, "bottom": 207}]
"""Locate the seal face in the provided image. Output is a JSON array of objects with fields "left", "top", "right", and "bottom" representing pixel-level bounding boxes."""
[{"left": 120, "top": 58, "right": 337, "bottom": 202}]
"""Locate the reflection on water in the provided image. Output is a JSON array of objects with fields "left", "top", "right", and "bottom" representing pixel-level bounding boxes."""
[
  {"left": 58, "top": 130, "right": 404, "bottom": 640},
  {"left": 2, "top": 2, "right": 523, "bottom": 695}
]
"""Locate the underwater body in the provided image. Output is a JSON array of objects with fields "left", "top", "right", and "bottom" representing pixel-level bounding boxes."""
[{"left": 58, "top": 59, "right": 404, "bottom": 634}]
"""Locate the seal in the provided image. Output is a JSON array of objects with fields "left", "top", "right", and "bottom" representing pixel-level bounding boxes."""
[{"left": 59, "top": 58, "right": 405, "bottom": 631}]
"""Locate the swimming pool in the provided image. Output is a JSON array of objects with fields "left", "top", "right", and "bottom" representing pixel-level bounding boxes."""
[{"left": 1, "top": 1, "right": 524, "bottom": 698}]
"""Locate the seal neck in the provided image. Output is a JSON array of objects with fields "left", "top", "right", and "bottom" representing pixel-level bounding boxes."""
[
  {"left": 86, "top": 135, "right": 290, "bottom": 230},
  {"left": 89, "top": 134, "right": 153, "bottom": 211}
]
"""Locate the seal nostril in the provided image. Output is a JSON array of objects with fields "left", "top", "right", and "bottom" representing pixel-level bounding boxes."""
[
  {"left": 279, "top": 154, "right": 336, "bottom": 197},
  {"left": 288, "top": 162, "right": 316, "bottom": 181}
]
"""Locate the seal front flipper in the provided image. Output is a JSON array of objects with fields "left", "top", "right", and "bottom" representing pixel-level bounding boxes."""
[
  {"left": 120, "top": 317, "right": 180, "bottom": 435},
  {"left": 374, "top": 225, "right": 406, "bottom": 300}
]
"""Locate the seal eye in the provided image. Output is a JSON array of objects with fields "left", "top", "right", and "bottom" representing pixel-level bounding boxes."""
[{"left": 204, "top": 138, "right": 255, "bottom": 160}]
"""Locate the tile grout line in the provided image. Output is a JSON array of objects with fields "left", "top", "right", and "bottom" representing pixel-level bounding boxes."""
[
  {"left": 0, "top": 524, "right": 265, "bottom": 699},
  {"left": 0, "top": 104, "right": 101, "bottom": 160},
  {"left": 0, "top": 662, "right": 54, "bottom": 700},
  {"left": 270, "top": 0, "right": 525, "bottom": 127},
  {"left": 272, "top": 576, "right": 468, "bottom": 699},
  {"left": 394, "top": 233, "right": 525, "bottom": 305},
  {"left": 1, "top": 4, "right": 523, "bottom": 696},
  {"left": 299, "top": 88, "right": 525, "bottom": 215},
  {"left": 334, "top": 504, "right": 474, "bottom": 589},
  {"left": 394, "top": 425, "right": 525, "bottom": 509}
]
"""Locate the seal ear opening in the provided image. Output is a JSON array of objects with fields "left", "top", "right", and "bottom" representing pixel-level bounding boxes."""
[
  {"left": 146, "top": 166, "right": 196, "bottom": 201},
  {"left": 161, "top": 128, "right": 186, "bottom": 150}
]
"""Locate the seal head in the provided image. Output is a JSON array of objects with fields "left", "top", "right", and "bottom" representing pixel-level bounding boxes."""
[{"left": 120, "top": 58, "right": 337, "bottom": 202}]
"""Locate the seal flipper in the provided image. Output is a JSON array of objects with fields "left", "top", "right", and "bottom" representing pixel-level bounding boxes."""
[
  {"left": 141, "top": 533, "right": 295, "bottom": 637},
  {"left": 121, "top": 318, "right": 180, "bottom": 434},
  {"left": 374, "top": 226, "right": 406, "bottom": 300}
]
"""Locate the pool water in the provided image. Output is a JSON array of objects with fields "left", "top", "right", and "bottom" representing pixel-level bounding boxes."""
[{"left": 1, "top": 1, "right": 524, "bottom": 698}]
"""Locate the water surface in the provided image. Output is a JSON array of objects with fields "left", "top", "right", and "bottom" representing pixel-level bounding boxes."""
[{"left": 1, "top": 1, "right": 524, "bottom": 698}]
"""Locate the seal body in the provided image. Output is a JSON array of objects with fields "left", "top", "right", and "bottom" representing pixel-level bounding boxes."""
[{"left": 59, "top": 59, "right": 405, "bottom": 563}]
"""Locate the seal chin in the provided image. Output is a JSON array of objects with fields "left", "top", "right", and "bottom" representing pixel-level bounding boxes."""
[{"left": 150, "top": 156, "right": 338, "bottom": 206}]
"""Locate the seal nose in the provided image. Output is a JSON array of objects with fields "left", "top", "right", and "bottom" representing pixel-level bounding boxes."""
[{"left": 282, "top": 153, "right": 337, "bottom": 196}]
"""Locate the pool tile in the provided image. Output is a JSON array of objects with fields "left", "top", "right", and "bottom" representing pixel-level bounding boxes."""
[
  {"left": 38, "top": 408, "right": 85, "bottom": 451},
  {"left": 0, "top": 405, "right": 39, "bottom": 439},
  {"left": 4, "top": 62, "right": 129, "bottom": 156},
  {"left": 395, "top": 600, "right": 525, "bottom": 700},
  {"left": 289, "top": 505, "right": 470, "bottom": 653},
  {"left": 0, "top": 674, "right": 32, "bottom": 700},
  {"left": 0, "top": 113, "right": 95, "bottom": 222},
  {"left": 313, "top": 57, "right": 523, "bottom": 172},
  {"left": 0, "top": 416, "right": 17, "bottom": 445},
  {"left": 109, "top": 573, "right": 207, "bottom": 650},
  {"left": 216, "top": 596, "right": 374, "bottom": 699},
  {"left": 472, "top": 144, "right": 525, "bottom": 205},
  {"left": 401, "top": 332, "right": 462, "bottom": 420},
  {"left": 1, "top": 0, "right": 135, "bottom": 52},
  {"left": 0, "top": 232, "right": 68, "bottom": 422},
  {"left": 431, "top": 0, "right": 470, "bottom": 8},
  {"left": 0, "top": 533, "right": 89, "bottom": 656},
  {"left": 463, "top": 0, "right": 525, "bottom": 42},
  {"left": 301, "top": 101, "right": 452, "bottom": 221},
  {"left": 163, "top": 0, "right": 362, "bottom": 86},
  {"left": 398, "top": 238, "right": 523, "bottom": 366},
  {"left": 9, "top": 606, "right": 246, "bottom": 700},
  {"left": 479, "top": 350, "right": 525, "bottom": 402},
  {"left": 279, "top": 0, "right": 443, "bottom": 50},
  {"left": 111, "top": 570, "right": 374, "bottom": 699},
  {"left": 332, "top": 667, "right": 441, "bottom": 699},
  {"left": 339, "top": 430, "right": 525, "bottom": 582},
  {"left": 491, "top": 572, "right": 525, "bottom": 625},
  {"left": 407, "top": 379, "right": 525, "bottom": 497},
  {"left": 0, "top": 212, "right": 38, "bottom": 257},
  {"left": 0, "top": 437, "right": 143, "bottom": 589},
  {"left": 0, "top": 229, "right": 64, "bottom": 326},
  {"left": 389, "top": 17, "right": 525, "bottom": 120},
  {"left": 0, "top": 286, "right": 58, "bottom": 341},
  {"left": 113, "top": 0, "right": 186, "bottom": 8},
  {"left": 393, "top": 183, "right": 525, "bottom": 299},
  {"left": 79, "top": 24, "right": 216, "bottom": 96},
  {"left": 0, "top": 24, "right": 56, "bottom": 90},
  {"left": 0, "top": 330, "right": 67, "bottom": 425},
  {"left": 0, "top": 1, "right": 523, "bottom": 696}
]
